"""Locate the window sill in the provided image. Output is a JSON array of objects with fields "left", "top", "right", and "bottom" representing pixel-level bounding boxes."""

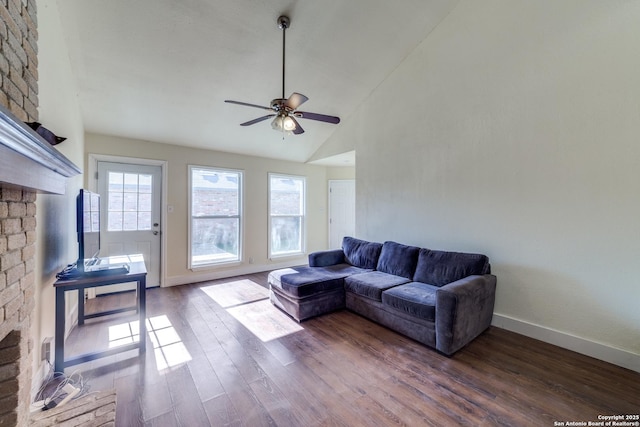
[
  {"left": 190, "top": 260, "right": 242, "bottom": 271},
  {"left": 269, "top": 252, "right": 306, "bottom": 262}
]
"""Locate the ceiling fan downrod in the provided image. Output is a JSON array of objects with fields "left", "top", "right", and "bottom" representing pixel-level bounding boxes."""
[{"left": 277, "top": 16, "right": 290, "bottom": 100}]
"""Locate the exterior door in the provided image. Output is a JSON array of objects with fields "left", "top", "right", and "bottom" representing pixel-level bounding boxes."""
[
  {"left": 328, "top": 180, "right": 355, "bottom": 249},
  {"left": 96, "top": 161, "right": 162, "bottom": 292}
]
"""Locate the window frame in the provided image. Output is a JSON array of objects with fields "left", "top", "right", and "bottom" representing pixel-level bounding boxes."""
[
  {"left": 188, "top": 165, "right": 243, "bottom": 269},
  {"left": 268, "top": 173, "right": 306, "bottom": 259}
]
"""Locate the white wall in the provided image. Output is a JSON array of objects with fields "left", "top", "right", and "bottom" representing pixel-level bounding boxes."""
[
  {"left": 323, "top": 0, "right": 640, "bottom": 370},
  {"left": 85, "top": 133, "right": 329, "bottom": 286},
  {"left": 327, "top": 166, "right": 355, "bottom": 181},
  {"left": 34, "top": 0, "right": 85, "bottom": 384}
]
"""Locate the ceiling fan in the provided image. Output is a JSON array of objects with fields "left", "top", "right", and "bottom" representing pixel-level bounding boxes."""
[{"left": 225, "top": 15, "right": 340, "bottom": 136}]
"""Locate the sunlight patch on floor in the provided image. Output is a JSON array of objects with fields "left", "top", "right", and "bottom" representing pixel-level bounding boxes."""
[
  {"left": 146, "top": 315, "right": 192, "bottom": 371},
  {"left": 200, "top": 279, "right": 269, "bottom": 308},
  {"left": 107, "top": 315, "right": 192, "bottom": 370},
  {"left": 200, "top": 279, "right": 303, "bottom": 341},
  {"left": 227, "top": 299, "right": 303, "bottom": 342},
  {"left": 108, "top": 320, "right": 139, "bottom": 347}
]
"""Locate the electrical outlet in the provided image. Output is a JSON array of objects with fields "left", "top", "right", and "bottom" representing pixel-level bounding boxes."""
[{"left": 41, "top": 337, "right": 52, "bottom": 361}]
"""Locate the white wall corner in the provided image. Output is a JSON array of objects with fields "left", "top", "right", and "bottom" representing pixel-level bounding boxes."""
[{"left": 492, "top": 313, "right": 640, "bottom": 374}]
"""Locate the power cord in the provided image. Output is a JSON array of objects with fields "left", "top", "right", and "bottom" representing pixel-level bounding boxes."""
[
  {"left": 56, "top": 263, "right": 80, "bottom": 280},
  {"left": 31, "top": 361, "right": 89, "bottom": 411}
]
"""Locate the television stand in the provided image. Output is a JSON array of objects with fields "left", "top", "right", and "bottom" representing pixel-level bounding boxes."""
[{"left": 53, "top": 256, "right": 147, "bottom": 374}]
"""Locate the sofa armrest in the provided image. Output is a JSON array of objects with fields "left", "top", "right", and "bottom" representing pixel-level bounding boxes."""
[
  {"left": 435, "top": 274, "right": 497, "bottom": 355},
  {"left": 308, "top": 249, "right": 346, "bottom": 267}
]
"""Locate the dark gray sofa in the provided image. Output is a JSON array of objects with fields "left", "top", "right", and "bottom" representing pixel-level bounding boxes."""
[{"left": 268, "top": 236, "right": 497, "bottom": 355}]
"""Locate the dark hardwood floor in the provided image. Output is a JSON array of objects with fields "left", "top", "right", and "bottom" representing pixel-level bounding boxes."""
[{"left": 61, "top": 272, "right": 640, "bottom": 426}]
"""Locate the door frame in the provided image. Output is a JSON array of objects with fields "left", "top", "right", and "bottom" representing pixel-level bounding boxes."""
[{"left": 88, "top": 153, "right": 168, "bottom": 289}]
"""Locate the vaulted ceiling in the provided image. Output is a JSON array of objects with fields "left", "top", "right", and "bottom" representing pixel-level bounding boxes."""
[{"left": 56, "top": 0, "right": 457, "bottom": 164}]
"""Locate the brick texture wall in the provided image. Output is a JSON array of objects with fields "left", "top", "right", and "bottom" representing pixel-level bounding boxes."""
[
  {"left": 0, "top": 0, "right": 40, "bottom": 426},
  {"left": 0, "top": 190, "right": 37, "bottom": 427},
  {"left": 0, "top": 0, "right": 39, "bottom": 122}
]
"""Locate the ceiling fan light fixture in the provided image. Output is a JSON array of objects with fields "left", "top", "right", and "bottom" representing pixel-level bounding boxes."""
[
  {"left": 271, "top": 114, "right": 296, "bottom": 133},
  {"left": 283, "top": 115, "right": 296, "bottom": 131}
]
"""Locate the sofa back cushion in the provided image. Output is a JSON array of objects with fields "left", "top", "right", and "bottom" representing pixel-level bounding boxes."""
[
  {"left": 413, "top": 248, "right": 490, "bottom": 287},
  {"left": 376, "top": 241, "right": 420, "bottom": 279},
  {"left": 342, "top": 236, "right": 382, "bottom": 270}
]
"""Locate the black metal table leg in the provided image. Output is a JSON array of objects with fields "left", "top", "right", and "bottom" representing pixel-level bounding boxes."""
[
  {"left": 54, "top": 285, "right": 65, "bottom": 375},
  {"left": 139, "top": 276, "right": 146, "bottom": 352}
]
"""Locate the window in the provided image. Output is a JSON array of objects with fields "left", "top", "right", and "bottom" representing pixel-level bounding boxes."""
[
  {"left": 189, "top": 166, "right": 242, "bottom": 267},
  {"left": 269, "top": 174, "right": 305, "bottom": 257}
]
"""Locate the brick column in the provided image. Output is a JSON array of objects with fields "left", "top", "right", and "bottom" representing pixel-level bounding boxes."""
[
  {"left": 0, "top": 0, "right": 40, "bottom": 424},
  {"left": 0, "top": 188, "right": 37, "bottom": 427}
]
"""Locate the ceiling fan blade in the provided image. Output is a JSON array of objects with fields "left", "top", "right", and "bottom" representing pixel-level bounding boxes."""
[
  {"left": 284, "top": 92, "right": 309, "bottom": 110},
  {"left": 290, "top": 116, "right": 305, "bottom": 135},
  {"left": 296, "top": 111, "right": 341, "bottom": 124},
  {"left": 240, "top": 115, "right": 276, "bottom": 126},
  {"left": 225, "top": 100, "right": 273, "bottom": 111}
]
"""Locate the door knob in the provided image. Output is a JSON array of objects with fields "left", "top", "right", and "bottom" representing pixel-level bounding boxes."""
[{"left": 153, "top": 231, "right": 159, "bottom": 235}]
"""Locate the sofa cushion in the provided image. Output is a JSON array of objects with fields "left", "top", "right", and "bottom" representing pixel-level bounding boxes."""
[
  {"left": 382, "top": 282, "right": 438, "bottom": 322},
  {"left": 342, "top": 236, "right": 383, "bottom": 270},
  {"left": 413, "top": 248, "right": 490, "bottom": 287},
  {"left": 344, "top": 271, "right": 411, "bottom": 302},
  {"left": 376, "top": 241, "right": 420, "bottom": 279},
  {"left": 308, "top": 249, "right": 345, "bottom": 267},
  {"left": 270, "top": 264, "right": 368, "bottom": 299}
]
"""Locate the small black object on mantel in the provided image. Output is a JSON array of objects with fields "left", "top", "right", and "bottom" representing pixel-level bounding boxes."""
[{"left": 25, "top": 121, "right": 67, "bottom": 146}]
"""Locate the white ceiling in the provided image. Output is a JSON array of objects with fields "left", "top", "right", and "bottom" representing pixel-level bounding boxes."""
[{"left": 56, "top": 0, "right": 457, "bottom": 165}]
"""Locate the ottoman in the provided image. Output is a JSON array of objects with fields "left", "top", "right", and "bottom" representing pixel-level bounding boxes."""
[{"left": 268, "top": 264, "right": 367, "bottom": 321}]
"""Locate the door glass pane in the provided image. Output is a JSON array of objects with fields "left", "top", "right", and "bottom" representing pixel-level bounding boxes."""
[
  {"left": 139, "top": 193, "right": 152, "bottom": 212},
  {"left": 109, "top": 211, "right": 123, "bottom": 231},
  {"left": 138, "top": 212, "right": 151, "bottom": 230},
  {"left": 139, "top": 174, "right": 152, "bottom": 193},
  {"left": 124, "top": 173, "right": 138, "bottom": 192},
  {"left": 109, "top": 192, "right": 123, "bottom": 211},
  {"left": 123, "top": 192, "right": 138, "bottom": 211},
  {"left": 108, "top": 173, "right": 123, "bottom": 192},
  {"left": 123, "top": 212, "right": 138, "bottom": 231}
]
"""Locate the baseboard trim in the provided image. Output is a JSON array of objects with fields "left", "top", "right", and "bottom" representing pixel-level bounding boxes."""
[
  {"left": 492, "top": 313, "right": 639, "bottom": 373},
  {"left": 165, "top": 261, "right": 303, "bottom": 287}
]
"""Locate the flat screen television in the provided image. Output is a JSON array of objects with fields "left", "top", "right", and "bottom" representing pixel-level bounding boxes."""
[{"left": 77, "top": 189, "right": 100, "bottom": 271}]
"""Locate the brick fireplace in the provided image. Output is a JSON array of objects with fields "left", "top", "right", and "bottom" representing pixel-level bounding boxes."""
[
  {"left": 0, "top": 1, "right": 79, "bottom": 426},
  {"left": 0, "top": 188, "right": 37, "bottom": 427}
]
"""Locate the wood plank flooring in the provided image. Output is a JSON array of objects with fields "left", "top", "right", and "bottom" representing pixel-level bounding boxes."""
[{"left": 61, "top": 272, "right": 640, "bottom": 426}]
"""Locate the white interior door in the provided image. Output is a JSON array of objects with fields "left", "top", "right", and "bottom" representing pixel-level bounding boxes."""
[
  {"left": 96, "top": 161, "right": 162, "bottom": 293},
  {"left": 328, "top": 180, "right": 355, "bottom": 249}
]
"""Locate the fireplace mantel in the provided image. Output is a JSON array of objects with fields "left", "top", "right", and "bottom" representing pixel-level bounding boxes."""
[{"left": 0, "top": 104, "right": 81, "bottom": 194}]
